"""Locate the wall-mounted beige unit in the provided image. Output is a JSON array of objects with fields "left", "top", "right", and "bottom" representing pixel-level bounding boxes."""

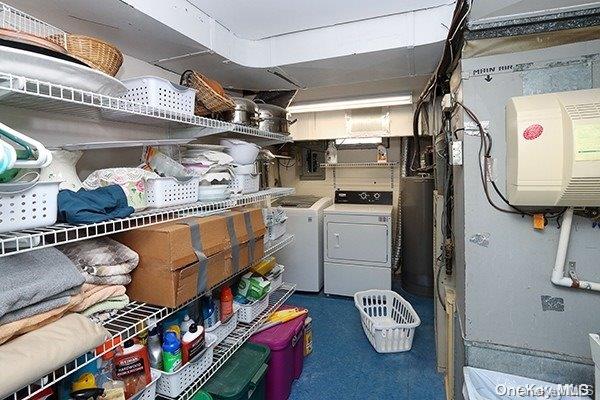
[{"left": 506, "top": 88, "right": 600, "bottom": 206}]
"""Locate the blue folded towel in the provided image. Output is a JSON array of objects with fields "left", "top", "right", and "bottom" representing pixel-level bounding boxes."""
[{"left": 57, "top": 185, "right": 134, "bottom": 224}]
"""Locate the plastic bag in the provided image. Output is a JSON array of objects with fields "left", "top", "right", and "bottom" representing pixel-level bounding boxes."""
[{"left": 463, "top": 367, "right": 591, "bottom": 400}]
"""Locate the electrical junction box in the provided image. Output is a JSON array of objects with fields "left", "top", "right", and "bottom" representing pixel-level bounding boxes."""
[{"left": 506, "top": 88, "right": 600, "bottom": 206}]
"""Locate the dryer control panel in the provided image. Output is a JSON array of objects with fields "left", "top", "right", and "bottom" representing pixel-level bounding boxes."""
[{"left": 334, "top": 190, "right": 393, "bottom": 205}]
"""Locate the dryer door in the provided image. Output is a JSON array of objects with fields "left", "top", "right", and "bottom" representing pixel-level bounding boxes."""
[{"left": 326, "top": 221, "right": 389, "bottom": 265}]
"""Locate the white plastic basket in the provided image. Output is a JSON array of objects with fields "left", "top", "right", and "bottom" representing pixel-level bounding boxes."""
[
  {"left": 153, "top": 333, "right": 216, "bottom": 398},
  {"left": 229, "top": 173, "right": 259, "bottom": 194},
  {"left": 237, "top": 292, "right": 270, "bottom": 323},
  {"left": 0, "top": 181, "right": 60, "bottom": 233},
  {"left": 266, "top": 266, "right": 284, "bottom": 293},
  {"left": 353, "top": 290, "right": 421, "bottom": 353},
  {"left": 131, "top": 369, "right": 160, "bottom": 400},
  {"left": 121, "top": 76, "right": 196, "bottom": 115},
  {"left": 146, "top": 176, "right": 199, "bottom": 208},
  {"left": 205, "top": 308, "right": 238, "bottom": 346},
  {"left": 267, "top": 220, "right": 287, "bottom": 243}
]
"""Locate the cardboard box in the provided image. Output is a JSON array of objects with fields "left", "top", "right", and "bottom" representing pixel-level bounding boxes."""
[
  {"left": 114, "top": 209, "right": 266, "bottom": 307},
  {"left": 114, "top": 215, "right": 230, "bottom": 270},
  {"left": 126, "top": 249, "right": 234, "bottom": 307}
]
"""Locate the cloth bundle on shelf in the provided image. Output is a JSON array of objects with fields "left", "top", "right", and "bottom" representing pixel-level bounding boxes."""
[
  {"left": 57, "top": 185, "right": 134, "bottom": 224},
  {"left": 58, "top": 237, "right": 139, "bottom": 285},
  {"left": 0, "top": 248, "right": 84, "bottom": 323},
  {"left": 0, "top": 239, "right": 139, "bottom": 345},
  {"left": 0, "top": 313, "right": 110, "bottom": 398}
]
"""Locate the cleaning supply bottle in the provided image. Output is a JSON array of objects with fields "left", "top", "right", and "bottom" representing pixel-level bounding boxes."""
[
  {"left": 112, "top": 340, "right": 151, "bottom": 399},
  {"left": 219, "top": 287, "right": 233, "bottom": 323},
  {"left": 180, "top": 314, "right": 195, "bottom": 335},
  {"left": 181, "top": 323, "right": 205, "bottom": 364},
  {"left": 162, "top": 331, "right": 182, "bottom": 373},
  {"left": 202, "top": 295, "right": 218, "bottom": 329},
  {"left": 147, "top": 325, "right": 163, "bottom": 370}
]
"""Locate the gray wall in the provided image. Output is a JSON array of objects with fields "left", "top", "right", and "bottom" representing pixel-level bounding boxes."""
[{"left": 456, "top": 38, "right": 600, "bottom": 384}]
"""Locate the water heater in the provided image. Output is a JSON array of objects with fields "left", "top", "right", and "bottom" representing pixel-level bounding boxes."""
[{"left": 506, "top": 88, "right": 600, "bottom": 206}]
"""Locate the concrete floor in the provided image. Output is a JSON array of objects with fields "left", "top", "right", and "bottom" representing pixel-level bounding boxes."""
[{"left": 287, "top": 290, "right": 445, "bottom": 399}]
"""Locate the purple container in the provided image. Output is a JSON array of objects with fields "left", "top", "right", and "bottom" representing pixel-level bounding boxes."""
[{"left": 250, "top": 307, "right": 307, "bottom": 400}]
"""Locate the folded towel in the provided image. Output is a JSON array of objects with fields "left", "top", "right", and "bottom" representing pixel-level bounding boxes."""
[
  {"left": 70, "top": 285, "right": 126, "bottom": 313},
  {"left": 58, "top": 237, "right": 139, "bottom": 277},
  {"left": 0, "top": 297, "right": 80, "bottom": 345},
  {"left": 82, "top": 294, "right": 130, "bottom": 317},
  {"left": 0, "top": 295, "right": 71, "bottom": 326},
  {"left": 0, "top": 314, "right": 110, "bottom": 398},
  {"left": 81, "top": 274, "right": 131, "bottom": 285},
  {"left": 0, "top": 248, "right": 85, "bottom": 319}
]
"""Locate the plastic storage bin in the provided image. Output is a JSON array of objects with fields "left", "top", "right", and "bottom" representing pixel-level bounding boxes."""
[
  {"left": 237, "top": 293, "right": 270, "bottom": 324},
  {"left": 154, "top": 333, "right": 217, "bottom": 398},
  {"left": 205, "top": 307, "right": 239, "bottom": 346},
  {"left": 121, "top": 76, "right": 196, "bottom": 115},
  {"left": 229, "top": 173, "right": 259, "bottom": 194},
  {"left": 353, "top": 290, "right": 421, "bottom": 353},
  {"left": 267, "top": 221, "right": 286, "bottom": 243},
  {"left": 146, "top": 176, "right": 199, "bottom": 208},
  {"left": 131, "top": 369, "right": 161, "bottom": 400},
  {"left": 266, "top": 266, "right": 284, "bottom": 293},
  {"left": 250, "top": 306, "right": 306, "bottom": 400},
  {"left": 204, "top": 343, "right": 270, "bottom": 400},
  {"left": 0, "top": 181, "right": 60, "bottom": 233}
]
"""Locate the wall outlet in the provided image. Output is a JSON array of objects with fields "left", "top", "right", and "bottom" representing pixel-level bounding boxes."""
[{"left": 450, "top": 141, "right": 463, "bottom": 166}]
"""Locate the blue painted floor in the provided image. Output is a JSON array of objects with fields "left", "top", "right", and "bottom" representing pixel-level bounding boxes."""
[{"left": 287, "top": 290, "right": 445, "bottom": 400}]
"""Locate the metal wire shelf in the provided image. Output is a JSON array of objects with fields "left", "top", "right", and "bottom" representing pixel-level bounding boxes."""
[
  {"left": 159, "top": 283, "right": 297, "bottom": 400},
  {"left": 0, "top": 2, "right": 67, "bottom": 49},
  {"left": 9, "top": 235, "right": 295, "bottom": 400},
  {"left": 0, "top": 187, "right": 294, "bottom": 257},
  {"left": 0, "top": 72, "right": 293, "bottom": 144},
  {"left": 320, "top": 162, "right": 399, "bottom": 168}
]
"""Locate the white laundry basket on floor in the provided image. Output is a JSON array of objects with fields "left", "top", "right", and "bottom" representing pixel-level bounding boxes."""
[{"left": 354, "top": 290, "right": 421, "bottom": 353}]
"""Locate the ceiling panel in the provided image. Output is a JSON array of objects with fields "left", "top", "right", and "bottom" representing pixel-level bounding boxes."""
[
  {"left": 7, "top": 0, "right": 205, "bottom": 61},
  {"left": 188, "top": 0, "right": 453, "bottom": 40}
]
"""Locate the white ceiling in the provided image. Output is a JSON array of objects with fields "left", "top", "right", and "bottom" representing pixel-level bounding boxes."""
[
  {"left": 188, "top": 0, "right": 453, "bottom": 40},
  {"left": 5, "top": 0, "right": 453, "bottom": 92}
]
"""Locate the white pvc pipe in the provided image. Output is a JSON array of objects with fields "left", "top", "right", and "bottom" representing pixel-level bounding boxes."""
[{"left": 551, "top": 207, "right": 600, "bottom": 291}]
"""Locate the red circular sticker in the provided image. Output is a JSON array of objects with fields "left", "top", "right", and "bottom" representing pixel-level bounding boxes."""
[{"left": 523, "top": 124, "right": 543, "bottom": 140}]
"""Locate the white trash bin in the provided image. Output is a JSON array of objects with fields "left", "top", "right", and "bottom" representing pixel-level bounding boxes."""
[{"left": 463, "top": 367, "right": 592, "bottom": 400}]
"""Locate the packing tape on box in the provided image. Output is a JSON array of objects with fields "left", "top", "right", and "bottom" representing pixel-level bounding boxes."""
[
  {"left": 226, "top": 215, "right": 240, "bottom": 273},
  {"left": 180, "top": 218, "right": 208, "bottom": 294},
  {"left": 244, "top": 212, "right": 256, "bottom": 263}
]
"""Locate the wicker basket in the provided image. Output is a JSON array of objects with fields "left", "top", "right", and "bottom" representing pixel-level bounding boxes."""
[
  {"left": 180, "top": 70, "right": 235, "bottom": 116},
  {"left": 64, "top": 34, "right": 123, "bottom": 76}
]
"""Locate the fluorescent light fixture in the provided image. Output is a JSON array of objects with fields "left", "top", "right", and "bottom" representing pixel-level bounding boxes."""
[
  {"left": 335, "top": 137, "right": 382, "bottom": 146},
  {"left": 287, "top": 94, "right": 412, "bottom": 113}
]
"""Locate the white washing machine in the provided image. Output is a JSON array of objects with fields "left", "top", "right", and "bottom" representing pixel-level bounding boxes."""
[
  {"left": 272, "top": 195, "right": 333, "bottom": 292},
  {"left": 324, "top": 190, "right": 393, "bottom": 297}
]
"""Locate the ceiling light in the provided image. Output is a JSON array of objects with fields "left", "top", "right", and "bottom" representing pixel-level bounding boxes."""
[{"left": 287, "top": 95, "right": 412, "bottom": 113}]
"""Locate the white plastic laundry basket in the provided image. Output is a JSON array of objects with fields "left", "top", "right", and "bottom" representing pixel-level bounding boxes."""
[
  {"left": 354, "top": 290, "right": 421, "bottom": 353},
  {"left": 121, "top": 76, "right": 196, "bottom": 115},
  {"left": 229, "top": 173, "right": 260, "bottom": 194},
  {"left": 237, "top": 292, "right": 270, "bottom": 323}
]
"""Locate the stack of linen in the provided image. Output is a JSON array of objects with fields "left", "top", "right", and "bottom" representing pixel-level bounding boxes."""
[
  {"left": 0, "top": 238, "right": 139, "bottom": 344},
  {"left": 58, "top": 237, "right": 138, "bottom": 322}
]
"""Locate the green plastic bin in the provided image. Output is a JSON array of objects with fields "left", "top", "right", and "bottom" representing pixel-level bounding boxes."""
[
  {"left": 191, "top": 391, "right": 213, "bottom": 400},
  {"left": 204, "top": 343, "right": 270, "bottom": 400}
]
